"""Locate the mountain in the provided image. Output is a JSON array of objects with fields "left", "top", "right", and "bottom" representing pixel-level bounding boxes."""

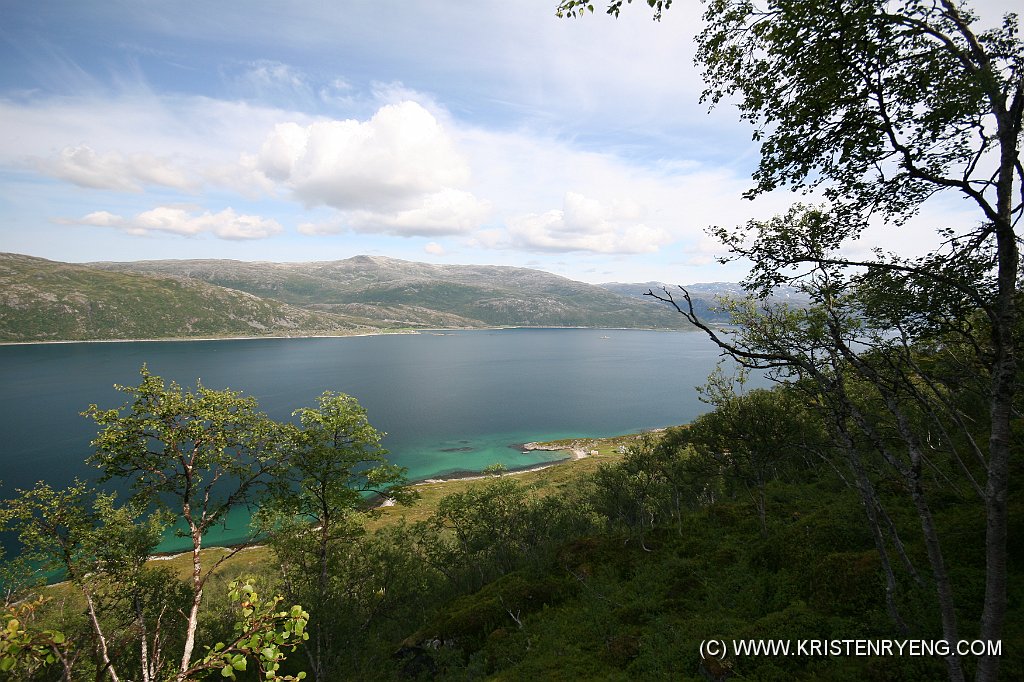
[
  {"left": 1, "top": 253, "right": 696, "bottom": 342},
  {"left": 86, "top": 255, "right": 689, "bottom": 330},
  {"left": 598, "top": 281, "right": 731, "bottom": 321},
  {"left": 599, "top": 280, "right": 812, "bottom": 321},
  {"left": 0, "top": 253, "right": 376, "bottom": 342}
]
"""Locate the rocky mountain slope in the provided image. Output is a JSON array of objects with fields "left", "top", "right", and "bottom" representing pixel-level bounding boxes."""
[
  {"left": 0, "top": 253, "right": 375, "bottom": 342},
  {"left": 599, "top": 280, "right": 811, "bottom": 321},
  {"left": 87, "top": 255, "right": 689, "bottom": 330}
]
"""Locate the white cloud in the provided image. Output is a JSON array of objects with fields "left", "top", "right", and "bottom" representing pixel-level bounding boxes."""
[
  {"left": 252, "top": 101, "right": 473, "bottom": 210},
  {"left": 296, "top": 217, "right": 345, "bottom": 236},
  {"left": 0, "top": 94, "right": 318, "bottom": 201},
  {"left": 679, "top": 235, "right": 726, "bottom": 266},
  {"left": 41, "top": 144, "right": 196, "bottom": 191},
  {"left": 248, "top": 101, "right": 491, "bottom": 237},
  {"left": 295, "top": 189, "right": 490, "bottom": 238},
  {"left": 69, "top": 206, "right": 282, "bottom": 240},
  {"left": 348, "top": 189, "right": 491, "bottom": 236},
  {"left": 238, "top": 60, "right": 309, "bottom": 94},
  {"left": 424, "top": 241, "right": 445, "bottom": 256},
  {"left": 76, "top": 210, "right": 123, "bottom": 227},
  {"left": 502, "top": 192, "right": 672, "bottom": 254}
]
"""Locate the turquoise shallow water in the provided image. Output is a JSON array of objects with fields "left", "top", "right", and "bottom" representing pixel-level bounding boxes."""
[{"left": 0, "top": 328, "right": 762, "bottom": 553}]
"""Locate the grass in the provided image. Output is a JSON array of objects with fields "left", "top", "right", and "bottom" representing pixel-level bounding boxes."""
[
  {"left": 365, "top": 432, "right": 644, "bottom": 531},
  {"left": 35, "top": 430, "right": 647, "bottom": 645},
  {"left": 106, "top": 431, "right": 647, "bottom": 577}
]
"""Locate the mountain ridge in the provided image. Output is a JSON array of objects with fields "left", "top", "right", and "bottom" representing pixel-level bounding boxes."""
[
  {"left": 84, "top": 255, "right": 692, "bottom": 331},
  {"left": 0, "top": 252, "right": 381, "bottom": 342},
  {"left": 2, "top": 252, "right": 710, "bottom": 342}
]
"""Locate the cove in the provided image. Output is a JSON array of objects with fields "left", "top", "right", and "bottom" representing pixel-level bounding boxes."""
[{"left": 0, "top": 328, "right": 758, "bottom": 553}]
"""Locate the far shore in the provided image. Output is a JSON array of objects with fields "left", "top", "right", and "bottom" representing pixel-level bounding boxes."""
[
  {"left": 0, "top": 329, "right": 420, "bottom": 346},
  {"left": 0, "top": 325, "right": 695, "bottom": 347}
]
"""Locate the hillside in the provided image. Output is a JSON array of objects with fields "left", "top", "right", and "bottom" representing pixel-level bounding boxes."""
[
  {"left": 599, "top": 281, "right": 812, "bottom": 321},
  {"left": 87, "top": 255, "right": 691, "bottom": 330},
  {"left": 91, "top": 429, "right": 1024, "bottom": 681},
  {"left": 0, "top": 253, "right": 377, "bottom": 342}
]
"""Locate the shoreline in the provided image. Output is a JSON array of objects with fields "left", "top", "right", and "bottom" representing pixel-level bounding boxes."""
[
  {"left": 40, "top": 432, "right": 650, "bottom": 579},
  {"left": 142, "top": 445, "right": 588, "bottom": 562},
  {"left": 406, "top": 447, "right": 588, "bottom": 486},
  {"left": 0, "top": 325, "right": 695, "bottom": 347},
  {"left": 0, "top": 330, "right": 421, "bottom": 347}
]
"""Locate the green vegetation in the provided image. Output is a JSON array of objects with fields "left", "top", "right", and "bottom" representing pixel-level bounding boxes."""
[
  {"left": 2, "top": 0, "right": 1020, "bottom": 679},
  {"left": 255, "top": 392, "right": 412, "bottom": 680},
  {"left": 0, "top": 252, "right": 702, "bottom": 342},
  {"left": 0, "top": 253, "right": 373, "bottom": 343},
  {"left": 87, "top": 255, "right": 691, "bottom": 331},
  {"left": 2, "top": 361, "right": 1021, "bottom": 680},
  {"left": 555, "top": 0, "right": 1023, "bottom": 679}
]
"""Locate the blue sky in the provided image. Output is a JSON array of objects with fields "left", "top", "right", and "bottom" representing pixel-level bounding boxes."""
[{"left": 0, "top": 0, "right": 1015, "bottom": 284}]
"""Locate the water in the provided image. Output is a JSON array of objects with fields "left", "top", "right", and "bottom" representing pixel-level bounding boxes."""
[{"left": 0, "top": 328, "right": 750, "bottom": 553}]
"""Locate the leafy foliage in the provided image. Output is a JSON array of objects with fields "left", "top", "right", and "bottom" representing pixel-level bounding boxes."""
[
  {"left": 190, "top": 578, "right": 308, "bottom": 681},
  {"left": 258, "top": 392, "right": 413, "bottom": 680},
  {"left": 559, "top": 2, "right": 1021, "bottom": 679},
  {"left": 0, "top": 598, "right": 69, "bottom": 678}
]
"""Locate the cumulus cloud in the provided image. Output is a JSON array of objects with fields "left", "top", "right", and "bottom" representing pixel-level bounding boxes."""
[
  {"left": 252, "top": 101, "right": 471, "bottom": 209},
  {"left": 246, "top": 101, "right": 490, "bottom": 237},
  {"left": 348, "top": 189, "right": 490, "bottom": 236},
  {"left": 424, "top": 241, "right": 445, "bottom": 256},
  {"left": 502, "top": 192, "right": 672, "bottom": 254},
  {"left": 41, "top": 145, "right": 196, "bottom": 191},
  {"left": 69, "top": 206, "right": 282, "bottom": 240},
  {"left": 295, "top": 189, "right": 490, "bottom": 238}
]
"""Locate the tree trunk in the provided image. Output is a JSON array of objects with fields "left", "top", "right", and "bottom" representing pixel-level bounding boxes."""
[
  {"left": 177, "top": 530, "right": 204, "bottom": 680},
  {"left": 976, "top": 117, "right": 1018, "bottom": 676},
  {"left": 976, "top": 236, "right": 1016, "bottom": 681},
  {"left": 842, "top": 437, "right": 910, "bottom": 634},
  {"left": 81, "top": 586, "right": 120, "bottom": 682}
]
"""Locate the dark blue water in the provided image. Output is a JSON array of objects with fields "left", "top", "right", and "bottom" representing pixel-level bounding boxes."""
[{"left": 0, "top": 328, "right": 748, "bottom": 553}]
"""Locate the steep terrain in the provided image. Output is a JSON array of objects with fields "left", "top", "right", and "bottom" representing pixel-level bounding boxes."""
[
  {"left": 87, "top": 255, "right": 689, "bottom": 330},
  {"left": 0, "top": 253, "right": 376, "bottom": 342},
  {"left": 599, "top": 280, "right": 811, "bottom": 321}
]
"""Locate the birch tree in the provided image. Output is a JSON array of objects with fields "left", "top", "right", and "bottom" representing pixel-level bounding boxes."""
[
  {"left": 556, "top": 2, "right": 1021, "bottom": 678},
  {"left": 85, "top": 366, "right": 288, "bottom": 679}
]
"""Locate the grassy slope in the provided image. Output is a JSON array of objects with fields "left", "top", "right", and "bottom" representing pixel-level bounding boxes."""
[
  {"left": 144, "top": 434, "right": 640, "bottom": 579},
  {"left": 88, "top": 256, "right": 690, "bottom": 330},
  {"left": 41, "top": 431, "right": 1024, "bottom": 681},
  {"left": 393, "top": 464, "right": 1024, "bottom": 681},
  {"left": 0, "top": 253, "right": 381, "bottom": 342}
]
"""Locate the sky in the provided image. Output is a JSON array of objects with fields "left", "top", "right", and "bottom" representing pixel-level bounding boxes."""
[{"left": 0, "top": 0, "right": 1017, "bottom": 285}]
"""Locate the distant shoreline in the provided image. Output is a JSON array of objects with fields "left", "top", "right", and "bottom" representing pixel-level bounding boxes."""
[
  {"left": 0, "top": 325, "right": 693, "bottom": 347},
  {"left": 0, "top": 330, "right": 416, "bottom": 346}
]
